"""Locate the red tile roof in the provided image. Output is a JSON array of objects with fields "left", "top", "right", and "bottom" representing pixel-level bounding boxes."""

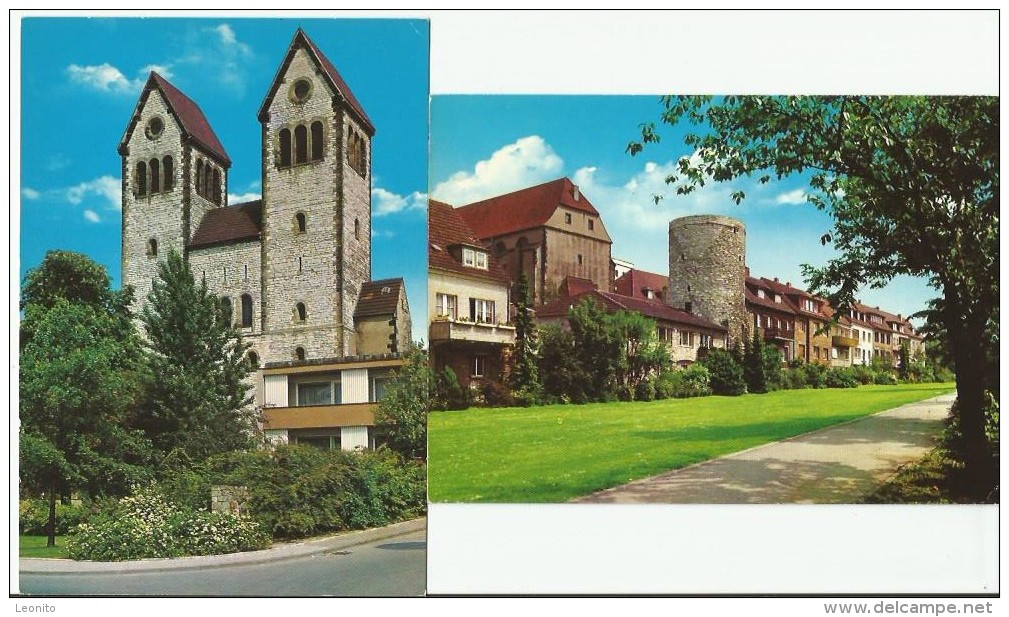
[
  {"left": 614, "top": 268, "right": 669, "bottom": 303},
  {"left": 559, "top": 276, "right": 597, "bottom": 297},
  {"left": 189, "top": 200, "right": 262, "bottom": 249},
  {"left": 536, "top": 289, "right": 726, "bottom": 332},
  {"left": 257, "top": 29, "right": 375, "bottom": 136},
  {"left": 745, "top": 276, "right": 798, "bottom": 315},
  {"left": 456, "top": 177, "right": 602, "bottom": 239},
  {"left": 428, "top": 200, "right": 511, "bottom": 286},
  {"left": 150, "top": 72, "right": 231, "bottom": 166},
  {"left": 758, "top": 276, "right": 828, "bottom": 320},
  {"left": 355, "top": 278, "right": 405, "bottom": 317}
]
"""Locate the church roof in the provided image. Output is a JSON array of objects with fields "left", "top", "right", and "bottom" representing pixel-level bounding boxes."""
[
  {"left": 118, "top": 72, "right": 231, "bottom": 166},
  {"left": 258, "top": 29, "right": 375, "bottom": 135},
  {"left": 428, "top": 200, "right": 510, "bottom": 286},
  {"left": 189, "top": 200, "right": 262, "bottom": 249},
  {"left": 456, "top": 177, "right": 603, "bottom": 239},
  {"left": 355, "top": 278, "right": 406, "bottom": 317}
]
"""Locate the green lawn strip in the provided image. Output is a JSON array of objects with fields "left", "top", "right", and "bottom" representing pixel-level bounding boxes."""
[
  {"left": 19, "top": 536, "right": 69, "bottom": 559},
  {"left": 429, "top": 383, "right": 955, "bottom": 503}
]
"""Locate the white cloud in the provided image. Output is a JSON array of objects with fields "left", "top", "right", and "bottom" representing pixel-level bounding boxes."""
[
  {"left": 373, "top": 187, "right": 427, "bottom": 217},
  {"left": 21, "top": 187, "right": 40, "bottom": 200},
  {"left": 216, "top": 24, "right": 237, "bottom": 45},
  {"left": 65, "top": 176, "right": 121, "bottom": 210},
  {"left": 228, "top": 192, "right": 262, "bottom": 204},
  {"left": 83, "top": 210, "right": 101, "bottom": 223},
  {"left": 431, "top": 135, "right": 564, "bottom": 205},
  {"left": 775, "top": 188, "right": 808, "bottom": 205},
  {"left": 140, "top": 63, "right": 174, "bottom": 80},
  {"left": 67, "top": 63, "right": 144, "bottom": 94}
]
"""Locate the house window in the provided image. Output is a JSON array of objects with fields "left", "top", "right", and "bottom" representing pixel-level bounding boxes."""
[
  {"left": 680, "top": 330, "right": 694, "bottom": 346},
  {"left": 462, "top": 247, "right": 487, "bottom": 269},
  {"left": 757, "top": 289, "right": 766, "bottom": 299},
  {"left": 295, "top": 302, "right": 307, "bottom": 322},
  {"left": 371, "top": 374, "right": 390, "bottom": 402},
  {"left": 472, "top": 355, "right": 486, "bottom": 378},
  {"left": 700, "top": 334, "right": 713, "bottom": 348},
  {"left": 436, "top": 293, "right": 457, "bottom": 319},
  {"left": 774, "top": 294, "right": 781, "bottom": 303},
  {"left": 241, "top": 294, "right": 253, "bottom": 328},
  {"left": 564, "top": 212, "right": 572, "bottom": 224},
  {"left": 577, "top": 254, "right": 583, "bottom": 266},
  {"left": 247, "top": 351, "right": 259, "bottom": 369},
  {"left": 588, "top": 219, "right": 594, "bottom": 230},
  {"left": 297, "top": 382, "right": 336, "bottom": 406},
  {"left": 470, "top": 298, "right": 495, "bottom": 324},
  {"left": 293, "top": 433, "right": 341, "bottom": 450}
]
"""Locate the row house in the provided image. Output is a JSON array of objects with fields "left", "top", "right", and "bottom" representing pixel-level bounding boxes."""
[
  {"left": 847, "top": 302, "right": 924, "bottom": 367},
  {"left": 743, "top": 275, "right": 799, "bottom": 363},
  {"left": 758, "top": 276, "right": 832, "bottom": 364},
  {"left": 535, "top": 286, "right": 728, "bottom": 367},
  {"left": 429, "top": 200, "right": 516, "bottom": 388}
]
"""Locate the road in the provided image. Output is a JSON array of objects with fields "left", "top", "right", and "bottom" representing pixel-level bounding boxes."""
[{"left": 18, "top": 529, "right": 425, "bottom": 597}]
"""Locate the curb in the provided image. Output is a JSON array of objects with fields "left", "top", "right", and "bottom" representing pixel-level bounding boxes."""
[{"left": 19, "top": 517, "right": 426, "bottom": 575}]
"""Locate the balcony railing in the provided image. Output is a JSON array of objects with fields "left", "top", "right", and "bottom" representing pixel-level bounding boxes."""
[
  {"left": 263, "top": 402, "right": 375, "bottom": 430},
  {"left": 429, "top": 316, "right": 516, "bottom": 345},
  {"left": 762, "top": 326, "right": 793, "bottom": 341}
]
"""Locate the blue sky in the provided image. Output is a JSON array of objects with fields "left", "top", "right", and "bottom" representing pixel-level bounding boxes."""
[
  {"left": 430, "top": 95, "right": 939, "bottom": 324},
  {"left": 18, "top": 17, "right": 429, "bottom": 339}
]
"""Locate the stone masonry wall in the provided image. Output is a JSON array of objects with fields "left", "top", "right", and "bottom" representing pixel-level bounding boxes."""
[
  {"left": 337, "top": 111, "right": 373, "bottom": 357},
  {"left": 189, "top": 240, "right": 265, "bottom": 359},
  {"left": 668, "top": 215, "right": 747, "bottom": 344}
]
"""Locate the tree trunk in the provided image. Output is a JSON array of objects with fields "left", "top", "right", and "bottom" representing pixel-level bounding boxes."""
[
  {"left": 46, "top": 471, "right": 57, "bottom": 548},
  {"left": 948, "top": 310, "right": 995, "bottom": 501}
]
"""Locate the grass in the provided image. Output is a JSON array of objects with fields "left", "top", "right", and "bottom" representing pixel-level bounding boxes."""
[
  {"left": 428, "top": 383, "right": 956, "bottom": 503},
  {"left": 19, "top": 535, "right": 69, "bottom": 559}
]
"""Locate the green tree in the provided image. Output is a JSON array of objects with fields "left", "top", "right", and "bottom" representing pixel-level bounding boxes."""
[
  {"left": 630, "top": 95, "right": 998, "bottom": 497},
  {"left": 20, "top": 254, "right": 153, "bottom": 546},
  {"left": 138, "top": 249, "right": 256, "bottom": 460},
  {"left": 762, "top": 345, "right": 784, "bottom": 391},
  {"left": 568, "top": 297, "right": 625, "bottom": 401},
  {"left": 743, "top": 330, "right": 769, "bottom": 394},
  {"left": 700, "top": 348, "right": 746, "bottom": 396},
  {"left": 538, "top": 324, "right": 587, "bottom": 403},
  {"left": 610, "top": 311, "right": 671, "bottom": 390},
  {"left": 375, "top": 344, "right": 433, "bottom": 459},
  {"left": 509, "top": 273, "right": 542, "bottom": 402}
]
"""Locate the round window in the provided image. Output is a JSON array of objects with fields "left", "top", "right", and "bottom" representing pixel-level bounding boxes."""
[
  {"left": 145, "top": 117, "right": 164, "bottom": 139},
  {"left": 290, "top": 79, "right": 312, "bottom": 103}
]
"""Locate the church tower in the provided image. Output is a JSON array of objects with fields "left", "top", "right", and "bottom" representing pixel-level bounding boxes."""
[
  {"left": 257, "top": 29, "right": 374, "bottom": 362},
  {"left": 119, "top": 72, "right": 231, "bottom": 313}
]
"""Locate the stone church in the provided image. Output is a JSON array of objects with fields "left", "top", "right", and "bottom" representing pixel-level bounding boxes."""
[{"left": 118, "top": 29, "right": 411, "bottom": 450}]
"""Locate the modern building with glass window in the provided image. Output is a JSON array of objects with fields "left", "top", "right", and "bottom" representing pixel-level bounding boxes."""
[{"left": 119, "top": 29, "right": 410, "bottom": 450}]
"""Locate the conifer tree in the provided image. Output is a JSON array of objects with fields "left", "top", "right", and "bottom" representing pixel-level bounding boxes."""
[
  {"left": 509, "top": 273, "right": 541, "bottom": 403},
  {"left": 138, "top": 250, "right": 256, "bottom": 460}
]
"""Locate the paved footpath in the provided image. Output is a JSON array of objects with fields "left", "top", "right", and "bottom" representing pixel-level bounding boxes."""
[{"left": 575, "top": 393, "right": 955, "bottom": 504}]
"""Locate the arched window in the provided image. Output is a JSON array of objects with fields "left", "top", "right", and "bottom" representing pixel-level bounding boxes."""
[
  {"left": 311, "top": 121, "right": 324, "bottom": 161},
  {"left": 162, "top": 156, "right": 174, "bottom": 191},
  {"left": 212, "top": 168, "right": 221, "bottom": 205},
  {"left": 295, "top": 347, "right": 306, "bottom": 362},
  {"left": 195, "top": 159, "right": 203, "bottom": 196},
  {"left": 136, "top": 161, "right": 148, "bottom": 195},
  {"left": 279, "top": 129, "right": 292, "bottom": 167},
  {"left": 247, "top": 351, "right": 259, "bottom": 369},
  {"left": 149, "top": 158, "right": 160, "bottom": 193},
  {"left": 295, "top": 302, "right": 307, "bottom": 322},
  {"left": 241, "top": 293, "right": 253, "bottom": 328},
  {"left": 203, "top": 162, "right": 212, "bottom": 199},
  {"left": 220, "top": 297, "right": 233, "bottom": 324},
  {"left": 147, "top": 238, "right": 158, "bottom": 256},
  {"left": 295, "top": 212, "right": 306, "bottom": 233},
  {"left": 294, "top": 125, "right": 308, "bottom": 164}
]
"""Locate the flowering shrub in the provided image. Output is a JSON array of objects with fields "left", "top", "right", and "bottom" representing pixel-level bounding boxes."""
[
  {"left": 19, "top": 499, "right": 89, "bottom": 535},
  {"left": 65, "top": 486, "right": 269, "bottom": 561}
]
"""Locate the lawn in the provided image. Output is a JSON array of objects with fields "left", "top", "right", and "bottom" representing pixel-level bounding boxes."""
[
  {"left": 428, "top": 383, "right": 956, "bottom": 503},
  {"left": 19, "top": 535, "right": 69, "bottom": 559}
]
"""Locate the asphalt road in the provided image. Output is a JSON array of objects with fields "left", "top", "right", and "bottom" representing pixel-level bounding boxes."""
[{"left": 18, "top": 529, "right": 426, "bottom": 597}]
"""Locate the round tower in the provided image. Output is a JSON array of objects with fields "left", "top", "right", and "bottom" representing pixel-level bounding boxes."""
[{"left": 668, "top": 215, "right": 747, "bottom": 344}]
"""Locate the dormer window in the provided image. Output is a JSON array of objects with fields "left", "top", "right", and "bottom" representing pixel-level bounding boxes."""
[
  {"left": 774, "top": 294, "right": 781, "bottom": 303},
  {"left": 462, "top": 247, "right": 487, "bottom": 269},
  {"left": 757, "top": 289, "right": 766, "bottom": 299}
]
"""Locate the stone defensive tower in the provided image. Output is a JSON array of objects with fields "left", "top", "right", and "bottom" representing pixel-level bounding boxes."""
[
  {"left": 668, "top": 215, "right": 747, "bottom": 343},
  {"left": 258, "top": 29, "right": 374, "bottom": 360}
]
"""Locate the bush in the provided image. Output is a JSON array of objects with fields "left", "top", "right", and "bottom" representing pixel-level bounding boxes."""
[
  {"left": 852, "top": 364, "right": 875, "bottom": 385},
  {"left": 701, "top": 349, "right": 746, "bottom": 396},
  {"left": 634, "top": 379, "right": 656, "bottom": 402},
  {"left": 654, "top": 371, "right": 677, "bottom": 399},
  {"left": 873, "top": 371, "right": 898, "bottom": 385},
  {"left": 207, "top": 445, "right": 426, "bottom": 540},
  {"left": 677, "top": 364, "right": 713, "bottom": 398},
  {"left": 481, "top": 380, "right": 515, "bottom": 407},
  {"left": 762, "top": 347, "right": 784, "bottom": 391},
  {"left": 801, "top": 361, "right": 828, "bottom": 388},
  {"left": 825, "top": 367, "right": 859, "bottom": 388},
  {"left": 65, "top": 486, "right": 269, "bottom": 561},
  {"left": 780, "top": 367, "right": 807, "bottom": 390},
  {"left": 437, "top": 367, "right": 471, "bottom": 410},
  {"left": 19, "top": 499, "right": 90, "bottom": 535}
]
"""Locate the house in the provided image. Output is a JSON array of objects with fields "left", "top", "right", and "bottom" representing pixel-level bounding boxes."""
[
  {"left": 755, "top": 276, "right": 832, "bottom": 364},
  {"left": 429, "top": 200, "right": 515, "bottom": 387},
  {"left": 455, "top": 178, "right": 614, "bottom": 305},
  {"left": 536, "top": 286, "right": 728, "bottom": 367},
  {"left": 119, "top": 29, "right": 410, "bottom": 450},
  {"left": 614, "top": 268, "right": 669, "bottom": 304},
  {"left": 744, "top": 274, "right": 798, "bottom": 363}
]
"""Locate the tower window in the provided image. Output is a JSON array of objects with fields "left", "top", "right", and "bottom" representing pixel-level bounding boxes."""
[
  {"left": 247, "top": 351, "right": 259, "bottom": 369},
  {"left": 354, "top": 218, "right": 360, "bottom": 240},
  {"left": 147, "top": 238, "right": 158, "bottom": 257},
  {"left": 279, "top": 129, "right": 292, "bottom": 167},
  {"left": 223, "top": 266, "right": 227, "bottom": 283},
  {"left": 298, "top": 256, "right": 303, "bottom": 274},
  {"left": 195, "top": 159, "right": 203, "bottom": 194},
  {"left": 295, "top": 302, "right": 307, "bottom": 322},
  {"left": 145, "top": 116, "right": 164, "bottom": 139},
  {"left": 136, "top": 161, "right": 148, "bottom": 196},
  {"left": 162, "top": 156, "right": 174, "bottom": 191},
  {"left": 295, "top": 212, "right": 306, "bottom": 233},
  {"left": 294, "top": 125, "right": 308, "bottom": 164},
  {"left": 244, "top": 264, "right": 248, "bottom": 281},
  {"left": 212, "top": 168, "right": 221, "bottom": 205},
  {"left": 241, "top": 293, "right": 253, "bottom": 328},
  {"left": 311, "top": 121, "right": 324, "bottom": 161},
  {"left": 295, "top": 347, "right": 306, "bottom": 362},
  {"left": 290, "top": 78, "right": 312, "bottom": 103},
  {"left": 149, "top": 158, "right": 160, "bottom": 193}
]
